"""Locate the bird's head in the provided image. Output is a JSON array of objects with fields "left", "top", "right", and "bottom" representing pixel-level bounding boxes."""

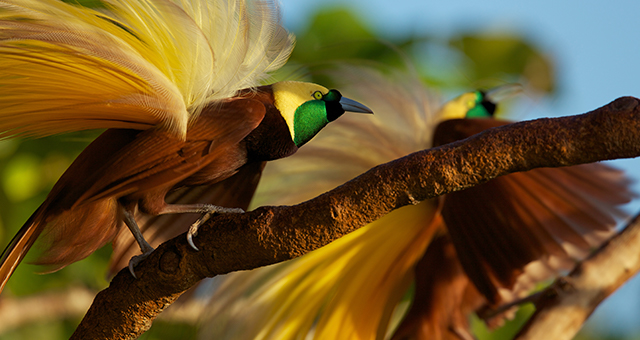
[
  {"left": 272, "top": 81, "right": 373, "bottom": 147},
  {"left": 437, "top": 91, "right": 496, "bottom": 121},
  {"left": 437, "top": 84, "right": 522, "bottom": 121}
]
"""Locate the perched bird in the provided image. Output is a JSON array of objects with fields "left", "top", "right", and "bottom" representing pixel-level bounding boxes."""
[
  {"left": 200, "top": 66, "right": 633, "bottom": 340},
  {"left": 0, "top": 0, "right": 372, "bottom": 293}
]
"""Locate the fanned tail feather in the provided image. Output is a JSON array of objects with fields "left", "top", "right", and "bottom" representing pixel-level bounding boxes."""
[{"left": 0, "top": 198, "right": 121, "bottom": 293}]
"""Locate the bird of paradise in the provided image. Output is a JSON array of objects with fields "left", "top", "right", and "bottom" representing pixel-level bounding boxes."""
[
  {"left": 0, "top": 0, "right": 373, "bottom": 293},
  {"left": 200, "top": 65, "right": 633, "bottom": 340}
]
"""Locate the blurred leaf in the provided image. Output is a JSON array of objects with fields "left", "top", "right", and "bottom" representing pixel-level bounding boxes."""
[
  {"left": 1, "top": 319, "right": 78, "bottom": 340},
  {"left": 0, "top": 140, "right": 18, "bottom": 159},
  {"left": 40, "top": 153, "right": 73, "bottom": 187},
  {"left": 288, "top": 7, "right": 424, "bottom": 85},
  {"left": 449, "top": 34, "right": 555, "bottom": 93},
  {"left": 472, "top": 303, "right": 535, "bottom": 340},
  {"left": 292, "top": 8, "right": 376, "bottom": 61},
  {"left": 3, "top": 154, "right": 41, "bottom": 202},
  {"left": 139, "top": 320, "right": 198, "bottom": 340}
]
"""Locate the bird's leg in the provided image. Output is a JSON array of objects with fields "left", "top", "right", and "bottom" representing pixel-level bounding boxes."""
[
  {"left": 121, "top": 207, "right": 155, "bottom": 278},
  {"left": 159, "top": 204, "right": 244, "bottom": 251}
]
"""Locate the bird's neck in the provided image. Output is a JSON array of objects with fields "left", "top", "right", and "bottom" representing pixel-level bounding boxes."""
[{"left": 239, "top": 87, "right": 299, "bottom": 161}]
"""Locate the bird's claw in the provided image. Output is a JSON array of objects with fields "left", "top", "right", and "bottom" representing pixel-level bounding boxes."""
[
  {"left": 187, "top": 223, "right": 200, "bottom": 251},
  {"left": 128, "top": 248, "right": 154, "bottom": 278},
  {"left": 186, "top": 206, "right": 245, "bottom": 251},
  {"left": 187, "top": 230, "right": 198, "bottom": 251},
  {"left": 187, "top": 212, "right": 211, "bottom": 251}
]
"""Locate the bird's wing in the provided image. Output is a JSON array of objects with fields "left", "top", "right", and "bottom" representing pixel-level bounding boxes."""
[
  {"left": 19, "top": 98, "right": 264, "bottom": 272},
  {"left": 52, "top": 98, "right": 265, "bottom": 212},
  {"left": 389, "top": 118, "right": 634, "bottom": 339},
  {"left": 434, "top": 118, "right": 634, "bottom": 304},
  {"left": 0, "top": 0, "right": 293, "bottom": 139},
  {"left": 108, "top": 160, "right": 266, "bottom": 276}
]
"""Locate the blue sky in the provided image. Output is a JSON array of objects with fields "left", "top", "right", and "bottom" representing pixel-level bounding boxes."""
[{"left": 280, "top": 0, "right": 640, "bottom": 337}]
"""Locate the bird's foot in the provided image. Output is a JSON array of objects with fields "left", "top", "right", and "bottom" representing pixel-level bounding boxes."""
[
  {"left": 128, "top": 244, "right": 155, "bottom": 279},
  {"left": 121, "top": 206, "right": 156, "bottom": 279},
  {"left": 186, "top": 206, "right": 244, "bottom": 251},
  {"left": 206, "top": 205, "right": 244, "bottom": 214}
]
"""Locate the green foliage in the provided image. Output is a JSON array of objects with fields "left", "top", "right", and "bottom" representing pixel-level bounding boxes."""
[
  {"left": 277, "top": 7, "right": 418, "bottom": 87},
  {"left": 139, "top": 320, "right": 198, "bottom": 340},
  {"left": 291, "top": 8, "right": 378, "bottom": 62},
  {"left": 472, "top": 304, "right": 536, "bottom": 340}
]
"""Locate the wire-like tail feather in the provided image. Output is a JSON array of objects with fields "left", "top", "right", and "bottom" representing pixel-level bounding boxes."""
[{"left": 0, "top": 208, "right": 46, "bottom": 294}]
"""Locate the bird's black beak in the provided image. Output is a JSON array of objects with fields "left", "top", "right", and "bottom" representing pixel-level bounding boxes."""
[{"left": 339, "top": 97, "right": 373, "bottom": 114}]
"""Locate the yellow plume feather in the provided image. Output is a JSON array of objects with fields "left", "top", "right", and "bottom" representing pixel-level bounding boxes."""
[
  {"left": 203, "top": 203, "right": 438, "bottom": 340},
  {"left": 0, "top": 0, "right": 293, "bottom": 138}
]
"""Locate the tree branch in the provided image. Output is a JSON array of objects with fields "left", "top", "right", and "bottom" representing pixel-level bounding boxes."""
[
  {"left": 72, "top": 97, "right": 640, "bottom": 339},
  {"left": 515, "top": 211, "right": 640, "bottom": 340}
]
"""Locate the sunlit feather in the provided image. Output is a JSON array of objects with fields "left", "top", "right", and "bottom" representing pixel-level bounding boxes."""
[{"left": 0, "top": 0, "right": 293, "bottom": 138}]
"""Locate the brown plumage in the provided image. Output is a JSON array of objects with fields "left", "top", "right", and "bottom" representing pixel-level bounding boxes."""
[
  {"left": 0, "top": 84, "right": 371, "bottom": 292},
  {"left": 0, "top": 93, "right": 265, "bottom": 289}
]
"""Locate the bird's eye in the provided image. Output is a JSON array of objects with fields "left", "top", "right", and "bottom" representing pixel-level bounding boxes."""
[{"left": 312, "top": 91, "right": 323, "bottom": 100}]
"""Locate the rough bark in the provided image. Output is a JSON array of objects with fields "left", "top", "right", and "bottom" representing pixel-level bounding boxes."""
[{"left": 72, "top": 97, "right": 640, "bottom": 339}]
